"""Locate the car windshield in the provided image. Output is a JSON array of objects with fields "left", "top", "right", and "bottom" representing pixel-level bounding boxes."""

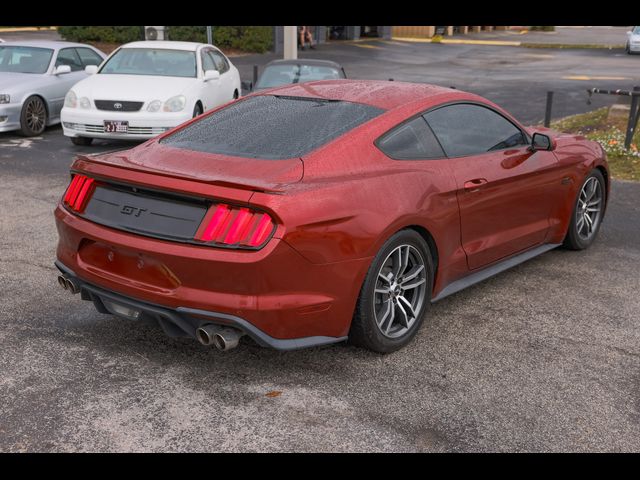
[
  {"left": 0, "top": 46, "right": 53, "bottom": 74},
  {"left": 100, "top": 48, "right": 196, "bottom": 78},
  {"left": 255, "top": 64, "right": 342, "bottom": 89},
  {"left": 633, "top": 26, "right": 640, "bottom": 35}
]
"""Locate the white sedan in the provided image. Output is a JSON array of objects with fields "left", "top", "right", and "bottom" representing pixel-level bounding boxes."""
[{"left": 61, "top": 41, "right": 241, "bottom": 145}]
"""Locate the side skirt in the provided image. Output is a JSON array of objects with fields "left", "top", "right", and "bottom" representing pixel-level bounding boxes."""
[{"left": 431, "top": 243, "right": 561, "bottom": 303}]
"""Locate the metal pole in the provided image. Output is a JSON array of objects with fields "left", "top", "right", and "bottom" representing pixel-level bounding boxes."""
[
  {"left": 624, "top": 86, "right": 640, "bottom": 149},
  {"left": 283, "top": 26, "right": 297, "bottom": 60},
  {"left": 206, "top": 26, "right": 212, "bottom": 45},
  {"left": 253, "top": 65, "right": 259, "bottom": 87},
  {"left": 544, "top": 91, "right": 554, "bottom": 128}
]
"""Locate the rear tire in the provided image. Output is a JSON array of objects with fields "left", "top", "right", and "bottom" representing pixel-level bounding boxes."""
[
  {"left": 20, "top": 95, "right": 47, "bottom": 136},
  {"left": 71, "top": 137, "right": 93, "bottom": 146},
  {"left": 193, "top": 103, "right": 203, "bottom": 118},
  {"left": 349, "top": 229, "right": 433, "bottom": 353},
  {"left": 563, "top": 169, "right": 606, "bottom": 250}
]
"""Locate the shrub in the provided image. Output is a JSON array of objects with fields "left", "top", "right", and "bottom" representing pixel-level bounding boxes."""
[
  {"left": 166, "top": 26, "right": 273, "bottom": 53},
  {"left": 58, "top": 26, "right": 142, "bottom": 44}
]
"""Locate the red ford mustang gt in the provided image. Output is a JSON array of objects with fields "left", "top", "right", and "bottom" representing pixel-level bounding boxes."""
[{"left": 54, "top": 80, "right": 609, "bottom": 353}]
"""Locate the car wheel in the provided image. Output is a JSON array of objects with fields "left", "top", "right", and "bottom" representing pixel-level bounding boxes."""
[
  {"left": 20, "top": 95, "right": 47, "bottom": 136},
  {"left": 193, "top": 103, "right": 203, "bottom": 118},
  {"left": 71, "top": 137, "right": 93, "bottom": 146},
  {"left": 563, "top": 169, "right": 606, "bottom": 250},
  {"left": 349, "top": 229, "right": 433, "bottom": 353}
]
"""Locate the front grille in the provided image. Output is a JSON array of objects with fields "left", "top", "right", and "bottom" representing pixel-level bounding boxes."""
[
  {"left": 64, "top": 123, "right": 168, "bottom": 135},
  {"left": 94, "top": 100, "right": 144, "bottom": 112}
]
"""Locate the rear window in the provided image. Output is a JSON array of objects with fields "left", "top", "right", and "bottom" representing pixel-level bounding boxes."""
[{"left": 161, "top": 95, "right": 384, "bottom": 159}]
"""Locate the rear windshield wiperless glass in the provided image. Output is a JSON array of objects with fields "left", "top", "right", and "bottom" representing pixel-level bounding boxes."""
[{"left": 161, "top": 95, "right": 385, "bottom": 159}]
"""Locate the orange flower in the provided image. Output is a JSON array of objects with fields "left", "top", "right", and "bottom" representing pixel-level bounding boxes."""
[{"left": 609, "top": 139, "right": 618, "bottom": 145}]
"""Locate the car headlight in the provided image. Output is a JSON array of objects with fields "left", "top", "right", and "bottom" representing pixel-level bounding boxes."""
[
  {"left": 79, "top": 97, "right": 91, "bottom": 109},
  {"left": 64, "top": 90, "right": 77, "bottom": 108},
  {"left": 0, "top": 94, "right": 9, "bottom": 104},
  {"left": 147, "top": 100, "right": 162, "bottom": 112},
  {"left": 163, "top": 95, "right": 186, "bottom": 112}
]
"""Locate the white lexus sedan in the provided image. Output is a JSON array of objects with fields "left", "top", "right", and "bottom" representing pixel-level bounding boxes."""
[
  {"left": 626, "top": 26, "right": 640, "bottom": 54},
  {"left": 61, "top": 41, "right": 241, "bottom": 145}
]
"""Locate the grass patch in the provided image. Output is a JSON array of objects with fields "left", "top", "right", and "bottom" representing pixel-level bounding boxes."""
[{"left": 550, "top": 107, "right": 640, "bottom": 181}]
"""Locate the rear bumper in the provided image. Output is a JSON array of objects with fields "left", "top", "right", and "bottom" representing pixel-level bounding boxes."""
[
  {"left": 54, "top": 202, "right": 371, "bottom": 346},
  {"left": 55, "top": 261, "right": 347, "bottom": 350}
]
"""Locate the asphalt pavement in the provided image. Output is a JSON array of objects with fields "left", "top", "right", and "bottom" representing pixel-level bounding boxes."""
[{"left": 0, "top": 33, "right": 639, "bottom": 452}]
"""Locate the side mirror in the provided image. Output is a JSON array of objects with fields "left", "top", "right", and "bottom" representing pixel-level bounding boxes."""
[
  {"left": 204, "top": 70, "right": 220, "bottom": 82},
  {"left": 85, "top": 65, "right": 99, "bottom": 75},
  {"left": 54, "top": 65, "right": 71, "bottom": 75},
  {"left": 241, "top": 80, "right": 253, "bottom": 92},
  {"left": 529, "top": 132, "right": 554, "bottom": 151}
]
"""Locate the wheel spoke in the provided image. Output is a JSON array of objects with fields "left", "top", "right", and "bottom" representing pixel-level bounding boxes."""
[
  {"left": 396, "top": 301, "right": 410, "bottom": 328},
  {"left": 384, "top": 303, "right": 396, "bottom": 334},
  {"left": 401, "top": 277, "right": 426, "bottom": 290},
  {"left": 377, "top": 299, "right": 392, "bottom": 328},
  {"left": 576, "top": 215, "right": 585, "bottom": 232},
  {"left": 375, "top": 287, "right": 390, "bottom": 295},
  {"left": 397, "top": 295, "right": 416, "bottom": 320},
  {"left": 378, "top": 272, "right": 392, "bottom": 284},
  {"left": 392, "top": 247, "right": 403, "bottom": 278},
  {"left": 400, "top": 264, "right": 424, "bottom": 284}
]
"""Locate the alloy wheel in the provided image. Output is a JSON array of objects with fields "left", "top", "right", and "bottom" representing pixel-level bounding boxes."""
[
  {"left": 576, "top": 176, "right": 603, "bottom": 241},
  {"left": 25, "top": 97, "right": 46, "bottom": 134},
  {"left": 373, "top": 244, "right": 427, "bottom": 339}
]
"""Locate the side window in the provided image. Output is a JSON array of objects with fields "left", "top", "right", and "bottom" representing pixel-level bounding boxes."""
[
  {"left": 423, "top": 103, "right": 527, "bottom": 157},
  {"left": 76, "top": 48, "right": 103, "bottom": 67},
  {"left": 377, "top": 116, "right": 445, "bottom": 160},
  {"left": 55, "top": 48, "right": 83, "bottom": 71},
  {"left": 210, "top": 50, "right": 229, "bottom": 74},
  {"left": 201, "top": 50, "right": 216, "bottom": 72}
]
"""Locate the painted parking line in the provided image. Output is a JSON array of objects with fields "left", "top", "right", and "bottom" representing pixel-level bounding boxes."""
[
  {"left": 379, "top": 40, "right": 412, "bottom": 47},
  {"left": 350, "top": 43, "right": 383, "bottom": 50},
  {"left": 562, "top": 75, "right": 630, "bottom": 81}
]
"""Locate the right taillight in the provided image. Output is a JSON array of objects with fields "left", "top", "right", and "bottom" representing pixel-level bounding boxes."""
[{"left": 194, "top": 203, "right": 275, "bottom": 249}]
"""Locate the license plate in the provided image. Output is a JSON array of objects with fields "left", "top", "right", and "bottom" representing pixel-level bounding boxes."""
[{"left": 104, "top": 120, "right": 128, "bottom": 133}]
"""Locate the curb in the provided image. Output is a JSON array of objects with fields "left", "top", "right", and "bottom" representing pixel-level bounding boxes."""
[
  {"left": 392, "top": 36, "right": 522, "bottom": 46},
  {"left": 0, "top": 26, "right": 58, "bottom": 33}
]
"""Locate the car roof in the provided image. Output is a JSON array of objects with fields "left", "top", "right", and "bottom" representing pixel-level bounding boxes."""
[
  {"left": 265, "top": 58, "right": 343, "bottom": 69},
  {"left": 0, "top": 40, "right": 93, "bottom": 49},
  {"left": 120, "top": 41, "right": 205, "bottom": 51},
  {"left": 254, "top": 79, "right": 469, "bottom": 111}
]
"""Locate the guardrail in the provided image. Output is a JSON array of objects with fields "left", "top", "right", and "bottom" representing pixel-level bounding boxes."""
[{"left": 587, "top": 86, "right": 640, "bottom": 149}]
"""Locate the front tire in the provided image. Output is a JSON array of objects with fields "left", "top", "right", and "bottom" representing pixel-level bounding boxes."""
[
  {"left": 563, "top": 169, "right": 606, "bottom": 250},
  {"left": 70, "top": 137, "right": 93, "bottom": 146},
  {"left": 20, "top": 95, "right": 47, "bottom": 136},
  {"left": 349, "top": 230, "right": 433, "bottom": 353}
]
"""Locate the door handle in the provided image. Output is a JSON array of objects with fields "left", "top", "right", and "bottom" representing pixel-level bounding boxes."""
[{"left": 464, "top": 178, "right": 488, "bottom": 191}]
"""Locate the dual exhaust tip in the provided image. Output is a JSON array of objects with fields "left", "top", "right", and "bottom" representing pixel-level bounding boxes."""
[
  {"left": 196, "top": 324, "right": 245, "bottom": 351},
  {"left": 57, "top": 274, "right": 80, "bottom": 294}
]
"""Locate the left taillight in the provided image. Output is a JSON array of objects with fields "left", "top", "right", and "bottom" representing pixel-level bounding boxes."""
[
  {"left": 194, "top": 203, "right": 275, "bottom": 249},
  {"left": 63, "top": 174, "right": 95, "bottom": 213}
]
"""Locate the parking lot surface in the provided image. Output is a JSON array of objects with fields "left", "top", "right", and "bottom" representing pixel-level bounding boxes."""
[{"left": 1, "top": 38, "right": 639, "bottom": 452}]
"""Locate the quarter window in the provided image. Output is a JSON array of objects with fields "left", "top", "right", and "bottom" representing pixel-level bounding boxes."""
[
  {"left": 424, "top": 103, "right": 527, "bottom": 157},
  {"left": 377, "top": 116, "right": 445, "bottom": 160}
]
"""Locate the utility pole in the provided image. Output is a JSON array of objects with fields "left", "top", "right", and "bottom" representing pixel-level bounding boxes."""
[
  {"left": 283, "top": 26, "right": 297, "bottom": 60},
  {"left": 206, "top": 26, "right": 212, "bottom": 45}
]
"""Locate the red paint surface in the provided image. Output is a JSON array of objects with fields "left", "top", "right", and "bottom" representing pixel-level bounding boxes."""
[{"left": 54, "top": 80, "right": 609, "bottom": 340}]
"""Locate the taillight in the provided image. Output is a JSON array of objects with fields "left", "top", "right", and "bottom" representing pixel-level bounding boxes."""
[
  {"left": 194, "top": 203, "right": 275, "bottom": 249},
  {"left": 63, "top": 174, "right": 95, "bottom": 213}
]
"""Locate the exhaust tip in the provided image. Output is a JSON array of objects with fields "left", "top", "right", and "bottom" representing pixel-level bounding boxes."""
[
  {"left": 57, "top": 275, "right": 68, "bottom": 290},
  {"left": 65, "top": 278, "right": 80, "bottom": 294},
  {"left": 196, "top": 327, "right": 213, "bottom": 346}
]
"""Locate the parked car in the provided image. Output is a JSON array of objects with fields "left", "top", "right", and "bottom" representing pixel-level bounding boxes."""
[
  {"left": 54, "top": 80, "right": 609, "bottom": 353},
  {"left": 245, "top": 59, "right": 346, "bottom": 92},
  {"left": 0, "top": 41, "right": 106, "bottom": 136},
  {"left": 61, "top": 41, "right": 241, "bottom": 145},
  {"left": 626, "top": 26, "right": 640, "bottom": 54}
]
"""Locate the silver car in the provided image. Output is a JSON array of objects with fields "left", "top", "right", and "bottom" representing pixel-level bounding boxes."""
[
  {"left": 626, "top": 26, "right": 640, "bottom": 54},
  {"left": 0, "top": 41, "right": 106, "bottom": 136}
]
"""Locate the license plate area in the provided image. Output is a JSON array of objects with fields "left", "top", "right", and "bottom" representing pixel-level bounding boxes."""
[{"left": 104, "top": 120, "right": 128, "bottom": 133}]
